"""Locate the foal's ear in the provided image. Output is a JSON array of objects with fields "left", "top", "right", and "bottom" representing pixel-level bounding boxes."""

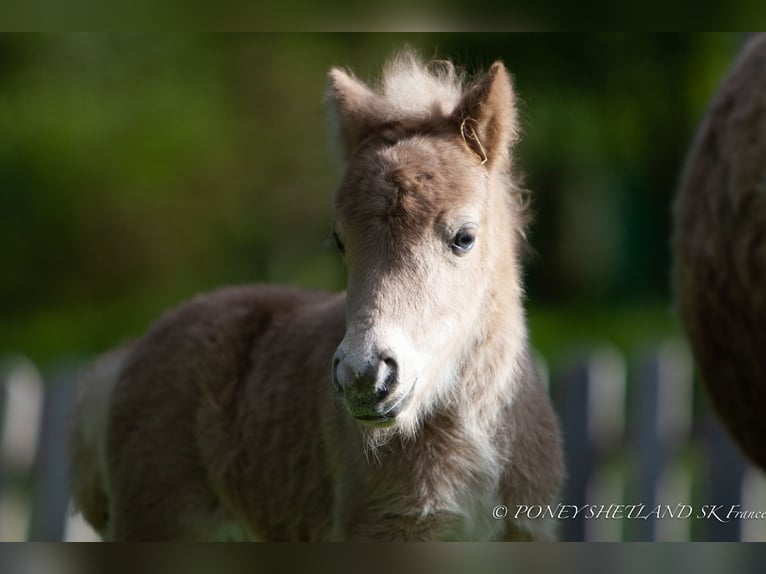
[
  {"left": 452, "top": 62, "right": 518, "bottom": 168},
  {"left": 326, "top": 67, "right": 380, "bottom": 157}
]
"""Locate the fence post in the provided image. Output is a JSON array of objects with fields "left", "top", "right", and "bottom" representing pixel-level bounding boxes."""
[
  {"left": 554, "top": 358, "right": 590, "bottom": 542},
  {"left": 701, "top": 406, "right": 748, "bottom": 541},
  {"left": 582, "top": 347, "right": 626, "bottom": 542},
  {"left": 27, "top": 362, "right": 80, "bottom": 542},
  {"left": 0, "top": 356, "right": 44, "bottom": 542},
  {"left": 647, "top": 340, "right": 694, "bottom": 541},
  {"left": 740, "top": 467, "right": 766, "bottom": 541},
  {"left": 625, "top": 340, "right": 694, "bottom": 541},
  {"left": 553, "top": 346, "right": 626, "bottom": 541}
]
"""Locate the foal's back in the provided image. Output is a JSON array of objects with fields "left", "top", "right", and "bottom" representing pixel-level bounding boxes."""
[{"left": 94, "top": 285, "right": 345, "bottom": 540}]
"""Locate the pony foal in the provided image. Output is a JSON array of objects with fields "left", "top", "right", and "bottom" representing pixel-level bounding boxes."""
[{"left": 69, "top": 50, "right": 564, "bottom": 541}]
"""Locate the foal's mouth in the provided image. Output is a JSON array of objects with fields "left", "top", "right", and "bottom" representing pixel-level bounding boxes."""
[
  {"left": 345, "top": 384, "right": 413, "bottom": 427},
  {"left": 353, "top": 413, "right": 397, "bottom": 427}
]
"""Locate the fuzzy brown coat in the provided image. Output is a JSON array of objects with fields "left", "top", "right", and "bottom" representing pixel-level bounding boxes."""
[
  {"left": 69, "top": 51, "right": 564, "bottom": 541},
  {"left": 674, "top": 34, "right": 766, "bottom": 470}
]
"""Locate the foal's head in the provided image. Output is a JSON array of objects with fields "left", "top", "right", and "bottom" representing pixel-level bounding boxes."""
[{"left": 326, "top": 51, "right": 527, "bottom": 438}]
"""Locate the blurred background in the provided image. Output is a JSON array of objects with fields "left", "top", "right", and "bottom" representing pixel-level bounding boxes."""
[
  {"left": 0, "top": 33, "right": 744, "bottom": 363},
  {"left": 1, "top": 33, "right": 764, "bottom": 541}
]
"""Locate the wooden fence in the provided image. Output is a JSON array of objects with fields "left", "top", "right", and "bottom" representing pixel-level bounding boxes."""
[
  {"left": 551, "top": 340, "right": 766, "bottom": 541},
  {"left": 1, "top": 341, "right": 765, "bottom": 541}
]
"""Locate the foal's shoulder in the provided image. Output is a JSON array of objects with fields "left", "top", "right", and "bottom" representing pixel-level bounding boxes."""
[{"left": 116, "top": 284, "right": 343, "bottom": 392}]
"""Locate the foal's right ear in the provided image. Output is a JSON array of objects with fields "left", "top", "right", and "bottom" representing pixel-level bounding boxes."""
[
  {"left": 326, "top": 68, "right": 381, "bottom": 157},
  {"left": 451, "top": 61, "right": 518, "bottom": 169}
]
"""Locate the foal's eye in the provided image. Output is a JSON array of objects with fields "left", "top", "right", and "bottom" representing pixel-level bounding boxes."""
[
  {"left": 332, "top": 230, "right": 346, "bottom": 255},
  {"left": 450, "top": 225, "right": 477, "bottom": 255}
]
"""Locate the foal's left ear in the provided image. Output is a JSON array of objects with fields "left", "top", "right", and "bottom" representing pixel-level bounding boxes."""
[{"left": 452, "top": 62, "right": 518, "bottom": 169}]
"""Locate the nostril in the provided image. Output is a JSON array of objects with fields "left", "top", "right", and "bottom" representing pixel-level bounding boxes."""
[
  {"left": 382, "top": 356, "right": 398, "bottom": 375},
  {"left": 376, "top": 355, "right": 399, "bottom": 397}
]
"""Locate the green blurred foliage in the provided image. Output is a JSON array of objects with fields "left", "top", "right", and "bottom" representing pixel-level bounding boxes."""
[{"left": 0, "top": 34, "right": 743, "bottom": 365}]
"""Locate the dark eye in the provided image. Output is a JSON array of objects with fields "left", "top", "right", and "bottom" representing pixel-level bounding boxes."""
[
  {"left": 450, "top": 225, "right": 477, "bottom": 255},
  {"left": 332, "top": 230, "right": 346, "bottom": 255}
]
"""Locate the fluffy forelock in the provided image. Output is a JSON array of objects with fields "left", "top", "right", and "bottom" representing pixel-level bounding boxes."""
[{"left": 376, "top": 49, "right": 465, "bottom": 122}]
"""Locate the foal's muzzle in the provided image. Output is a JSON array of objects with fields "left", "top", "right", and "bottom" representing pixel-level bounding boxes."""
[{"left": 332, "top": 351, "right": 401, "bottom": 424}]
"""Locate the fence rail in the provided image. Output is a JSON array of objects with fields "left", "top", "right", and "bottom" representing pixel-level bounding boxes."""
[{"left": 1, "top": 342, "right": 764, "bottom": 541}]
